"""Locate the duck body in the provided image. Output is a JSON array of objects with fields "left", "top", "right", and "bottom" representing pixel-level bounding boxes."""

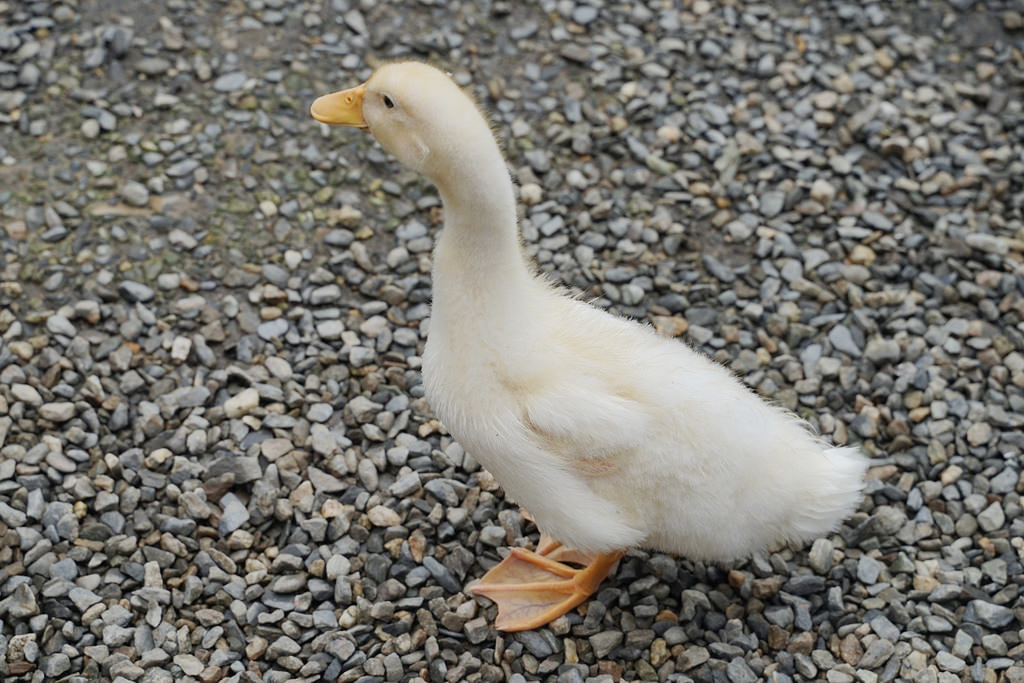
[
  {"left": 312, "top": 61, "right": 867, "bottom": 630},
  {"left": 424, "top": 224, "right": 865, "bottom": 560}
]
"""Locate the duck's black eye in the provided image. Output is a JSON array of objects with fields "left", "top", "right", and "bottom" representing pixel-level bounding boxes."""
[{"left": 382, "top": 95, "right": 395, "bottom": 109}]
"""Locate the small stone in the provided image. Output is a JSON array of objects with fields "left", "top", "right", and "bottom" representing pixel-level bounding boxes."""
[
  {"left": 929, "top": 584, "right": 962, "bottom": 602},
  {"left": 40, "top": 653, "right": 71, "bottom": 678},
  {"left": 246, "top": 636, "right": 268, "bottom": 660},
  {"left": 653, "top": 316, "right": 689, "bottom": 337},
  {"left": 271, "top": 574, "right": 307, "bottom": 593},
  {"left": 869, "top": 615, "right": 900, "bottom": 641},
  {"left": 349, "top": 346, "right": 376, "bottom": 367},
  {"left": 308, "top": 467, "right": 346, "bottom": 493},
  {"left": 170, "top": 336, "right": 192, "bottom": 362},
  {"left": 975, "top": 62, "right": 996, "bottom": 81},
  {"left": 726, "top": 657, "right": 758, "bottom": 683},
  {"left": 935, "top": 651, "right": 965, "bottom": 673},
  {"left": 218, "top": 492, "right": 249, "bottom": 535},
  {"left": 859, "top": 638, "right": 895, "bottom": 668},
  {"left": 784, "top": 574, "right": 825, "bottom": 596},
  {"left": 136, "top": 57, "right": 171, "bottom": 75},
  {"left": 967, "top": 422, "right": 992, "bottom": 446},
  {"left": 39, "top": 402, "right": 76, "bottom": 422},
  {"left": 463, "top": 616, "right": 489, "bottom": 644},
  {"left": 207, "top": 456, "right": 261, "bottom": 484},
  {"left": 69, "top": 587, "right": 102, "bottom": 611},
  {"left": 990, "top": 468, "right": 1018, "bottom": 494},
  {"left": 849, "top": 244, "right": 876, "bottom": 266},
  {"left": 702, "top": 255, "right": 735, "bottom": 283},
  {"left": 875, "top": 49, "right": 894, "bottom": 71},
  {"left": 166, "top": 159, "right": 200, "bottom": 177},
  {"left": 520, "top": 183, "right": 542, "bottom": 205},
  {"left": 830, "top": 155, "right": 852, "bottom": 174},
  {"left": 266, "top": 635, "right": 301, "bottom": 658},
  {"left": 590, "top": 631, "right": 623, "bottom": 658},
  {"left": 828, "top": 325, "right": 862, "bottom": 357},
  {"left": 698, "top": 39, "right": 722, "bottom": 59},
  {"left": 258, "top": 318, "right": 288, "bottom": 340},
  {"left": 839, "top": 634, "right": 863, "bottom": 666},
  {"left": 213, "top": 72, "right": 247, "bottom": 92},
  {"left": 760, "top": 191, "right": 785, "bottom": 217},
  {"left": 307, "top": 403, "right": 333, "bottom": 422},
  {"left": 977, "top": 501, "right": 1005, "bottom": 532},
  {"left": 118, "top": 281, "right": 155, "bottom": 303},
  {"left": 389, "top": 472, "right": 422, "bottom": 497},
  {"left": 952, "top": 630, "right": 974, "bottom": 659},
  {"left": 857, "top": 555, "right": 882, "bottom": 584},
  {"left": 343, "top": 9, "right": 368, "bottom": 35},
  {"left": 121, "top": 180, "right": 150, "bottom": 207},
  {"left": 423, "top": 556, "right": 461, "bottom": 593},
  {"left": 224, "top": 388, "right": 259, "bottom": 418},
  {"left": 725, "top": 220, "right": 753, "bottom": 241},
  {"left": 264, "top": 356, "right": 293, "bottom": 380},
  {"left": 810, "top": 179, "right": 836, "bottom": 203},
  {"left": 572, "top": 5, "right": 598, "bottom": 24},
  {"left": 12, "top": 384, "right": 43, "bottom": 405},
  {"left": 479, "top": 525, "right": 506, "bottom": 546},
  {"left": 864, "top": 338, "right": 900, "bottom": 365},
  {"left": 174, "top": 654, "right": 204, "bottom": 676},
  {"left": 861, "top": 210, "right": 893, "bottom": 232},
  {"left": 346, "top": 395, "right": 382, "bottom": 423},
  {"left": 46, "top": 314, "right": 76, "bottom": 337},
  {"left": 261, "top": 438, "right": 293, "bottom": 461},
  {"left": 965, "top": 233, "right": 1008, "bottom": 255},
  {"left": 812, "top": 91, "right": 838, "bottom": 109},
  {"left": 367, "top": 505, "right": 401, "bottom": 527},
  {"left": 6, "top": 583, "right": 39, "bottom": 618},
  {"left": 678, "top": 646, "right": 710, "bottom": 671},
  {"left": 808, "top": 538, "right": 833, "bottom": 574}
]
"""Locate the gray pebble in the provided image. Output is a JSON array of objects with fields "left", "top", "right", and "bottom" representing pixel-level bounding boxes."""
[
  {"left": 40, "top": 653, "right": 71, "bottom": 678},
  {"left": 135, "top": 57, "right": 171, "bottom": 75},
  {"left": 389, "top": 472, "right": 421, "bottom": 497},
  {"left": 166, "top": 159, "right": 200, "bottom": 177},
  {"left": 828, "top": 324, "right": 862, "bottom": 357},
  {"left": 120, "top": 180, "right": 150, "bottom": 207},
  {"left": 118, "top": 280, "right": 155, "bottom": 302},
  {"left": 218, "top": 493, "right": 249, "bottom": 535},
  {"left": 39, "top": 402, "right": 76, "bottom": 422},
  {"left": 863, "top": 338, "right": 900, "bottom": 364},
  {"left": 590, "top": 631, "right": 623, "bottom": 658},
  {"left": 307, "top": 403, "right": 333, "bottom": 422},
  {"left": 859, "top": 638, "right": 895, "bottom": 668},
  {"left": 807, "top": 538, "right": 832, "bottom": 574},
  {"left": 857, "top": 555, "right": 882, "bottom": 584},
  {"left": 213, "top": 71, "right": 248, "bottom": 92},
  {"left": 760, "top": 191, "right": 785, "bottom": 218},
  {"left": 963, "top": 600, "right": 1015, "bottom": 629}
]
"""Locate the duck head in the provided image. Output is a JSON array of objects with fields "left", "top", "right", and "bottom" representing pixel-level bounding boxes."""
[{"left": 311, "top": 61, "right": 498, "bottom": 188}]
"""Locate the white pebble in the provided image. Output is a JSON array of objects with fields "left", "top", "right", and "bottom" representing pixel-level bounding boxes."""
[{"left": 224, "top": 388, "right": 260, "bottom": 418}]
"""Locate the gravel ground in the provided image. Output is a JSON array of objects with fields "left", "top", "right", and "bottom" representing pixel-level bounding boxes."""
[{"left": 2, "top": 0, "right": 1024, "bottom": 682}]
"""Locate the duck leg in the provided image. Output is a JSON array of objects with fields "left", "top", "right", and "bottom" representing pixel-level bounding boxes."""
[{"left": 471, "top": 534, "right": 623, "bottom": 631}]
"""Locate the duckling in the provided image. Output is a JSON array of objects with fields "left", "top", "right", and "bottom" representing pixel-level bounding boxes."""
[{"left": 311, "top": 61, "right": 867, "bottom": 631}]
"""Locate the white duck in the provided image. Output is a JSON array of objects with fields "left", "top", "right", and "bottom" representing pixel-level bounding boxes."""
[{"left": 312, "top": 62, "right": 867, "bottom": 631}]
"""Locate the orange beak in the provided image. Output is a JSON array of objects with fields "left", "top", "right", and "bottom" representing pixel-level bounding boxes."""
[{"left": 310, "top": 83, "right": 368, "bottom": 128}]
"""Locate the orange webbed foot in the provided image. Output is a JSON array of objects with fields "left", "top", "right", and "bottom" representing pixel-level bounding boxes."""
[{"left": 471, "top": 526, "right": 623, "bottom": 631}]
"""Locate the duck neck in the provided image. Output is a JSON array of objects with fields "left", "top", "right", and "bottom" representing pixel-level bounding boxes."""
[{"left": 431, "top": 146, "right": 530, "bottom": 304}]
